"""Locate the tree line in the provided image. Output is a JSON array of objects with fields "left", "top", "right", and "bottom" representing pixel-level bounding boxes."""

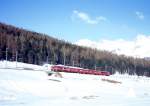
[{"left": 0, "top": 22, "right": 150, "bottom": 76}]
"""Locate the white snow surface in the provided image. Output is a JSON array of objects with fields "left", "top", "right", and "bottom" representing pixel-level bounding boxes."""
[{"left": 0, "top": 61, "right": 150, "bottom": 106}]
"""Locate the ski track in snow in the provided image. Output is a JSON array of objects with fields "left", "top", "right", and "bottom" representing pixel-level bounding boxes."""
[{"left": 0, "top": 61, "right": 150, "bottom": 106}]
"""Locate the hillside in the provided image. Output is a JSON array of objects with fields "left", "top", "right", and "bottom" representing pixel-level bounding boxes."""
[
  {"left": 0, "top": 61, "right": 150, "bottom": 106},
  {"left": 0, "top": 22, "right": 150, "bottom": 76}
]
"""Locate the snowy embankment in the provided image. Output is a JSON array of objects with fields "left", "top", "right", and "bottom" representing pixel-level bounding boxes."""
[
  {"left": 0, "top": 61, "right": 150, "bottom": 106},
  {"left": 0, "top": 61, "right": 43, "bottom": 70}
]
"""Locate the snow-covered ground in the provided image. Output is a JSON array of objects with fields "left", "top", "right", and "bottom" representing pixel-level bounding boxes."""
[{"left": 0, "top": 61, "right": 150, "bottom": 106}]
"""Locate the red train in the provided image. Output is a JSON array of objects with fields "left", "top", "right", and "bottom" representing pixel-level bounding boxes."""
[{"left": 51, "top": 65, "right": 110, "bottom": 76}]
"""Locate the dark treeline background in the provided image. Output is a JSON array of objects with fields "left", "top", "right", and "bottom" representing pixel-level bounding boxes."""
[{"left": 0, "top": 22, "right": 150, "bottom": 76}]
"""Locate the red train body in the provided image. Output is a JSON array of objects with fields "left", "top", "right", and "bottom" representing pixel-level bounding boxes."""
[{"left": 51, "top": 65, "right": 110, "bottom": 76}]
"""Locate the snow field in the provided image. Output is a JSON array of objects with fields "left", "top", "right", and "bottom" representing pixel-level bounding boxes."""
[{"left": 0, "top": 61, "right": 150, "bottom": 106}]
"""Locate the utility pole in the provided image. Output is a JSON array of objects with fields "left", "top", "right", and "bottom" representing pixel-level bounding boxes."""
[
  {"left": 64, "top": 51, "right": 66, "bottom": 66},
  {"left": 5, "top": 48, "right": 8, "bottom": 68},
  {"left": 105, "top": 65, "right": 107, "bottom": 71},
  {"left": 95, "top": 64, "right": 97, "bottom": 71},
  {"left": 72, "top": 60, "right": 74, "bottom": 67},
  {"left": 53, "top": 52, "right": 55, "bottom": 65},
  {"left": 46, "top": 55, "right": 49, "bottom": 64},
  {"left": 134, "top": 55, "right": 138, "bottom": 75},
  {"left": 16, "top": 51, "right": 18, "bottom": 68}
]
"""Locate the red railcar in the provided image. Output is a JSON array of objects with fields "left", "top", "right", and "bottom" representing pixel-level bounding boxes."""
[{"left": 51, "top": 65, "right": 110, "bottom": 76}]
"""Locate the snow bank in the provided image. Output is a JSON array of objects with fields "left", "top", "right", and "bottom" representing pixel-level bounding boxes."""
[{"left": 0, "top": 61, "right": 43, "bottom": 70}]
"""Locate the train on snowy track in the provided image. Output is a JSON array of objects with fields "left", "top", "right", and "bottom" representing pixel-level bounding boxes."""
[{"left": 50, "top": 65, "right": 111, "bottom": 76}]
